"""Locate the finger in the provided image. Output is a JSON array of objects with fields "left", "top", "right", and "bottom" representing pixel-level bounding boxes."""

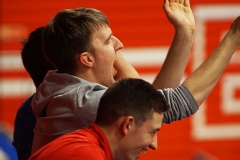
[
  {"left": 179, "top": 0, "right": 184, "bottom": 4},
  {"left": 163, "top": 0, "right": 170, "bottom": 11},
  {"left": 168, "top": 0, "right": 176, "bottom": 4},
  {"left": 164, "top": 0, "right": 169, "bottom": 5},
  {"left": 232, "top": 16, "right": 240, "bottom": 30},
  {"left": 175, "top": 0, "right": 180, "bottom": 4},
  {"left": 184, "top": 0, "right": 190, "bottom": 7}
]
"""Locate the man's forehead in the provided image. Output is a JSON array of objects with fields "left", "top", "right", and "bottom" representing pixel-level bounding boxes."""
[
  {"left": 146, "top": 112, "right": 163, "bottom": 128},
  {"left": 91, "top": 25, "right": 112, "bottom": 41}
]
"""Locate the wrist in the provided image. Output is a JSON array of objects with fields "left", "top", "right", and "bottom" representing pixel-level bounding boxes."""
[{"left": 174, "top": 28, "right": 194, "bottom": 42}]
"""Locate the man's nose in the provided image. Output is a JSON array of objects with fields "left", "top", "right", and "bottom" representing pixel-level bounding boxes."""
[
  {"left": 113, "top": 36, "right": 123, "bottom": 51},
  {"left": 149, "top": 134, "right": 158, "bottom": 150}
]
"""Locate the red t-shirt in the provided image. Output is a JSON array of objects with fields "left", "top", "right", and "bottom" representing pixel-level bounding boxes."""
[{"left": 28, "top": 123, "right": 113, "bottom": 160}]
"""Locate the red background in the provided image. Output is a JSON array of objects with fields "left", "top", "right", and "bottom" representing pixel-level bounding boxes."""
[{"left": 1, "top": 0, "right": 240, "bottom": 159}]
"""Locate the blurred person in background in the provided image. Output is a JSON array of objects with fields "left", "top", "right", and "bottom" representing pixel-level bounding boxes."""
[{"left": 12, "top": 26, "right": 56, "bottom": 160}]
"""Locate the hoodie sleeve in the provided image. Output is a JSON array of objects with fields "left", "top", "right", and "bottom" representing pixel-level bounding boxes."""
[
  {"left": 160, "top": 84, "right": 199, "bottom": 124},
  {"left": 77, "top": 82, "right": 198, "bottom": 126}
]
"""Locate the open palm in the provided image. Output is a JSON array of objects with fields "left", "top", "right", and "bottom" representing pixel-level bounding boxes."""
[{"left": 164, "top": 0, "right": 195, "bottom": 32}]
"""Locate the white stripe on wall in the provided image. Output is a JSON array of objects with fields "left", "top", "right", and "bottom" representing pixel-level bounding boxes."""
[{"left": 0, "top": 47, "right": 168, "bottom": 97}]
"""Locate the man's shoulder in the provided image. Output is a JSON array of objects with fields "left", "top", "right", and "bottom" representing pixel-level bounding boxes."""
[{"left": 17, "top": 94, "right": 35, "bottom": 114}]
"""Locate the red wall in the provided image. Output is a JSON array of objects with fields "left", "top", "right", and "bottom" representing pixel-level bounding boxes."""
[{"left": 1, "top": 0, "right": 240, "bottom": 159}]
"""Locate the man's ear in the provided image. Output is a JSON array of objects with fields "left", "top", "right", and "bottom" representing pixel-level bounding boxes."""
[
  {"left": 121, "top": 116, "right": 134, "bottom": 135},
  {"left": 79, "top": 52, "right": 94, "bottom": 67}
]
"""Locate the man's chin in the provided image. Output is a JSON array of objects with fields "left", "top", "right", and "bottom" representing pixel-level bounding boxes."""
[{"left": 111, "top": 79, "right": 116, "bottom": 85}]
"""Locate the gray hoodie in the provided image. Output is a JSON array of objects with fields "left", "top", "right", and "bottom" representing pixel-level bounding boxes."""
[{"left": 31, "top": 71, "right": 198, "bottom": 153}]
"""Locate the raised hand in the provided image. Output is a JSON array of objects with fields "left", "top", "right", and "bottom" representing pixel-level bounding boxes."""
[
  {"left": 163, "top": 0, "right": 195, "bottom": 32},
  {"left": 227, "top": 16, "right": 240, "bottom": 47}
]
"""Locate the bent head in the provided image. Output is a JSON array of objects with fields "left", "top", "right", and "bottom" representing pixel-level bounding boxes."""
[{"left": 96, "top": 78, "right": 170, "bottom": 160}]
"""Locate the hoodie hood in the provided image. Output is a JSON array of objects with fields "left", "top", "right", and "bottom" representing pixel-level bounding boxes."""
[
  {"left": 31, "top": 71, "right": 107, "bottom": 153},
  {"left": 32, "top": 71, "right": 107, "bottom": 119}
]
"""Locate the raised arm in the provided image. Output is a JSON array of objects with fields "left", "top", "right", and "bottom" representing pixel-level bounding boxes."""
[
  {"left": 183, "top": 16, "right": 240, "bottom": 106},
  {"left": 114, "top": 52, "right": 140, "bottom": 80},
  {"left": 152, "top": 0, "right": 195, "bottom": 89}
]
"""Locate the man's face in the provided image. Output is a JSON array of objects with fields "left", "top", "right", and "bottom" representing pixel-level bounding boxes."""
[
  {"left": 118, "top": 112, "right": 164, "bottom": 160},
  {"left": 90, "top": 25, "right": 123, "bottom": 87}
]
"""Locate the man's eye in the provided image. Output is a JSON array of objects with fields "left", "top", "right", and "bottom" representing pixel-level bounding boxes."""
[
  {"left": 105, "top": 40, "right": 111, "bottom": 44},
  {"left": 151, "top": 131, "right": 156, "bottom": 136}
]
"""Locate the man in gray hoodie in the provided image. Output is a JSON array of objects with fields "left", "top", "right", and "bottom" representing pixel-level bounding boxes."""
[{"left": 31, "top": 0, "right": 240, "bottom": 154}]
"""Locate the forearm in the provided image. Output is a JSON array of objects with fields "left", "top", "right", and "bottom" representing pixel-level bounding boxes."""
[
  {"left": 152, "top": 0, "right": 195, "bottom": 89},
  {"left": 152, "top": 28, "right": 194, "bottom": 89},
  {"left": 183, "top": 30, "right": 240, "bottom": 106},
  {"left": 114, "top": 53, "right": 139, "bottom": 80}
]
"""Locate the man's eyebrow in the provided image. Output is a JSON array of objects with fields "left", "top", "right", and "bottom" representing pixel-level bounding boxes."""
[
  {"left": 150, "top": 128, "right": 160, "bottom": 133},
  {"left": 104, "top": 33, "right": 112, "bottom": 44}
]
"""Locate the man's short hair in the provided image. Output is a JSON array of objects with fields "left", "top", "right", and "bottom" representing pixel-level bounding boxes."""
[
  {"left": 42, "top": 8, "right": 109, "bottom": 73},
  {"left": 95, "top": 78, "right": 170, "bottom": 126}
]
